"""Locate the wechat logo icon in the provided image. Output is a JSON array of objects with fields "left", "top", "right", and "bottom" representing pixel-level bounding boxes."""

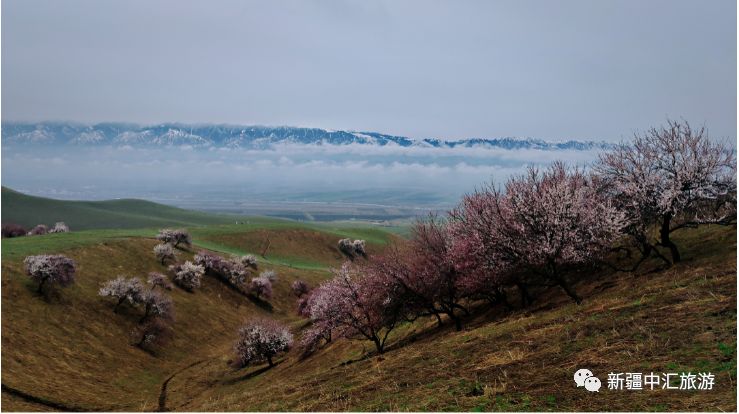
[{"left": 574, "top": 368, "right": 601, "bottom": 392}]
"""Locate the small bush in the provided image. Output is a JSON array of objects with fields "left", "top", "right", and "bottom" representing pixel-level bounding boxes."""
[
  {"left": 147, "top": 272, "right": 173, "bottom": 290},
  {"left": 153, "top": 244, "right": 177, "bottom": 265},
  {"left": 338, "top": 238, "right": 367, "bottom": 258},
  {"left": 156, "top": 229, "right": 191, "bottom": 248},
  {"left": 260, "top": 270, "right": 277, "bottom": 282},
  {"left": 170, "top": 261, "right": 204, "bottom": 291},
  {"left": 240, "top": 254, "right": 258, "bottom": 269},
  {"left": 291, "top": 279, "right": 310, "bottom": 297},
  {"left": 27, "top": 224, "right": 48, "bottom": 236},
  {"left": 2, "top": 223, "right": 27, "bottom": 238},
  {"left": 132, "top": 318, "right": 172, "bottom": 350},
  {"left": 249, "top": 277, "right": 273, "bottom": 300},
  {"left": 48, "top": 222, "right": 70, "bottom": 233}
]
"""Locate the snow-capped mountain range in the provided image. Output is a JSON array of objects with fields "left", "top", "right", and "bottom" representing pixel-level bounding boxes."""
[{"left": 1, "top": 122, "right": 612, "bottom": 151}]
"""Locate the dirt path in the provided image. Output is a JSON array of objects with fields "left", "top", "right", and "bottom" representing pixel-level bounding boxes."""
[{"left": 157, "top": 360, "right": 207, "bottom": 412}]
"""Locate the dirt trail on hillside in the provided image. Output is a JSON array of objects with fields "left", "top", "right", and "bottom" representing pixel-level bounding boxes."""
[{"left": 157, "top": 360, "right": 207, "bottom": 412}]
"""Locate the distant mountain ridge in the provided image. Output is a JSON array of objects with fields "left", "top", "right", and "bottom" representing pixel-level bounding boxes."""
[{"left": 1, "top": 121, "right": 612, "bottom": 150}]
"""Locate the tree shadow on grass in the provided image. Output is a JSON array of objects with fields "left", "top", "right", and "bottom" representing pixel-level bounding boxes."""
[
  {"left": 222, "top": 362, "right": 278, "bottom": 385},
  {"left": 246, "top": 295, "right": 273, "bottom": 312}
]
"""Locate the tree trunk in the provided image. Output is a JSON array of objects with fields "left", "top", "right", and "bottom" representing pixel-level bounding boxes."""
[
  {"left": 114, "top": 298, "right": 125, "bottom": 313},
  {"left": 516, "top": 282, "right": 532, "bottom": 307},
  {"left": 556, "top": 276, "right": 582, "bottom": 304},
  {"left": 37, "top": 279, "right": 45, "bottom": 294},
  {"left": 267, "top": 355, "right": 274, "bottom": 367},
  {"left": 496, "top": 289, "right": 512, "bottom": 310},
  {"left": 449, "top": 313, "right": 462, "bottom": 331},
  {"left": 373, "top": 337, "right": 384, "bottom": 354},
  {"left": 660, "top": 213, "right": 681, "bottom": 263}
]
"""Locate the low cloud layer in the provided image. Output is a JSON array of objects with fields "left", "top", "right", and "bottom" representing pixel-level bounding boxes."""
[{"left": 2, "top": 144, "right": 604, "bottom": 210}]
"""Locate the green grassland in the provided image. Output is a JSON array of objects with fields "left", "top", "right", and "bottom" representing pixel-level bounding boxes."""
[
  {"left": 1, "top": 187, "right": 242, "bottom": 230},
  {"left": 1, "top": 187, "right": 409, "bottom": 236},
  {"left": 1, "top": 187, "right": 403, "bottom": 269},
  {"left": 0, "top": 190, "right": 735, "bottom": 412}
]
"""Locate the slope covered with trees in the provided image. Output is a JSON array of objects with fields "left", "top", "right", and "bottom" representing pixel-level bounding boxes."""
[{"left": 1, "top": 120, "right": 735, "bottom": 411}]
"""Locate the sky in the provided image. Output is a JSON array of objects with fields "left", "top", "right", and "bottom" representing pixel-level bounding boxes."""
[{"left": 2, "top": 0, "right": 736, "bottom": 142}]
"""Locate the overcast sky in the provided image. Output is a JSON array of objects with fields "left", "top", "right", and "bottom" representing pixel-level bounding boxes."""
[{"left": 2, "top": 0, "right": 736, "bottom": 141}]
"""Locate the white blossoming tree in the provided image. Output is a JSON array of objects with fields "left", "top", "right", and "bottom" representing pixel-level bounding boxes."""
[
  {"left": 23, "top": 254, "right": 77, "bottom": 294},
  {"left": 596, "top": 119, "right": 736, "bottom": 264},
  {"left": 99, "top": 276, "right": 146, "bottom": 313},
  {"left": 233, "top": 318, "right": 293, "bottom": 367}
]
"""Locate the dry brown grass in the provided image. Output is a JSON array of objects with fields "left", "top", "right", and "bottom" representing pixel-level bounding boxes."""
[
  {"left": 1, "top": 225, "right": 736, "bottom": 411},
  {"left": 1, "top": 237, "right": 329, "bottom": 411},
  {"left": 164, "top": 226, "right": 736, "bottom": 412}
]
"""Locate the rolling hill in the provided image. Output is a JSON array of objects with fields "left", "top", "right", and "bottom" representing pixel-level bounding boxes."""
[{"left": 1, "top": 187, "right": 247, "bottom": 230}]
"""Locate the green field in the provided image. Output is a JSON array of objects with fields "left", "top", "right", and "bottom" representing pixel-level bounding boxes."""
[
  {"left": 1, "top": 187, "right": 245, "bottom": 230},
  {"left": 1, "top": 188, "right": 404, "bottom": 269}
]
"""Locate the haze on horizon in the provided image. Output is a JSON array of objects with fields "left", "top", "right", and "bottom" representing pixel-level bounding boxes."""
[{"left": 2, "top": 0, "right": 736, "bottom": 142}]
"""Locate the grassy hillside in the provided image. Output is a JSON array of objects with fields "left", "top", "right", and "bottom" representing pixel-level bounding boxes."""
[
  {"left": 0, "top": 187, "right": 412, "bottom": 235},
  {"left": 167, "top": 225, "right": 739, "bottom": 412},
  {"left": 1, "top": 187, "right": 243, "bottom": 230},
  {"left": 0, "top": 224, "right": 397, "bottom": 272},
  {"left": 1, "top": 238, "right": 328, "bottom": 411},
  {"left": 1, "top": 224, "right": 735, "bottom": 411}
]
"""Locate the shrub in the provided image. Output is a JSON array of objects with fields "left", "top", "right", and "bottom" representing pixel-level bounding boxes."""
[
  {"left": 296, "top": 294, "right": 311, "bottom": 317},
  {"left": 291, "top": 279, "right": 310, "bottom": 297},
  {"left": 170, "top": 261, "right": 204, "bottom": 291},
  {"left": 338, "top": 238, "right": 355, "bottom": 257},
  {"left": 2, "top": 223, "right": 27, "bottom": 238},
  {"left": 595, "top": 119, "right": 736, "bottom": 264},
  {"left": 147, "top": 272, "right": 173, "bottom": 290},
  {"left": 23, "top": 254, "right": 76, "bottom": 294},
  {"left": 27, "top": 224, "right": 48, "bottom": 236},
  {"left": 140, "top": 289, "right": 174, "bottom": 322},
  {"left": 48, "top": 222, "right": 70, "bottom": 233},
  {"left": 249, "top": 277, "right": 273, "bottom": 300},
  {"left": 154, "top": 244, "right": 177, "bottom": 265},
  {"left": 352, "top": 239, "right": 367, "bottom": 257},
  {"left": 240, "top": 254, "right": 258, "bottom": 269},
  {"left": 233, "top": 318, "right": 293, "bottom": 367},
  {"left": 132, "top": 318, "right": 172, "bottom": 350},
  {"left": 156, "top": 229, "right": 191, "bottom": 248},
  {"left": 338, "top": 239, "right": 367, "bottom": 258},
  {"left": 99, "top": 276, "right": 146, "bottom": 312}
]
